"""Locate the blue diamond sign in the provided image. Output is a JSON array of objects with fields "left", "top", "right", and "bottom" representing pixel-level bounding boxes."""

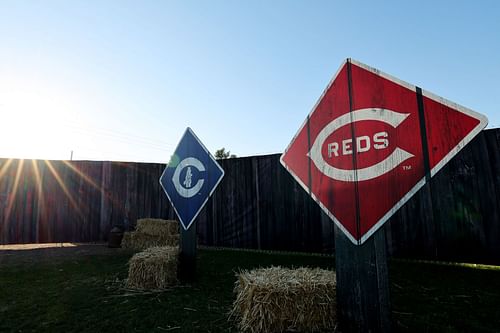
[{"left": 160, "top": 128, "right": 225, "bottom": 230}]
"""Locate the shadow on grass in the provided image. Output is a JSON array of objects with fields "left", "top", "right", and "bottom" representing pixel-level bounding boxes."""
[{"left": 0, "top": 247, "right": 499, "bottom": 332}]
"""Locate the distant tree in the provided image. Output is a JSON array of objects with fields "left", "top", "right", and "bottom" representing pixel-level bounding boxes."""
[{"left": 214, "top": 148, "right": 236, "bottom": 159}]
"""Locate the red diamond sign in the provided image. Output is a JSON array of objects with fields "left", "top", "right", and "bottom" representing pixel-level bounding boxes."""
[{"left": 281, "top": 59, "right": 488, "bottom": 245}]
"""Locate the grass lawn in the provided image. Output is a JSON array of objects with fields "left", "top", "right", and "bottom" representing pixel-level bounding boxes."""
[{"left": 1, "top": 247, "right": 499, "bottom": 332}]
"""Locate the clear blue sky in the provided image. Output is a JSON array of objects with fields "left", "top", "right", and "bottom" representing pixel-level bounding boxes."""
[{"left": 0, "top": 0, "right": 499, "bottom": 163}]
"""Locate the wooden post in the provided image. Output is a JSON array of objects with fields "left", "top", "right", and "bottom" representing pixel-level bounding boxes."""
[
  {"left": 179, "top": 223, "right": 197, "bottom": 282},
  {"left": 334, "top": 225, "right": 391, "bottom": 332}
]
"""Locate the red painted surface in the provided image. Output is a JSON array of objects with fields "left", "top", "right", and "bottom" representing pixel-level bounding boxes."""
[{"left": 281, "top": 59, "right": 487, "bottom": 245}]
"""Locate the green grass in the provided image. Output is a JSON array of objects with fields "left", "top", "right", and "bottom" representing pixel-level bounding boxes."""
[
  {"left": 391, "top": 259, "right": 500, "bottom": 332},
  {"left": 0, "top": 249, "right": 499, "bottom": 332}
]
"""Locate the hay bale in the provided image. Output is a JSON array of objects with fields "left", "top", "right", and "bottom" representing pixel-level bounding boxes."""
[
  {"left": 121, "top": 231, "right": 179, "bottom": 250},
  {"left": 121, "top": 231, "right": 136, "bottom": 249},
  {"left": 126, "top": 246, "right": 179, "bottom": 290},
  {"left": 231, "top": 266, "right": 337, "bottom": 333},
  {"left": 136, "top": 218, "right": 179, "bottom": 237}
]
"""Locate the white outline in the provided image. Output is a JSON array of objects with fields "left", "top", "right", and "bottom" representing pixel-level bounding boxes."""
[
  {"left": 308, "top": 108, "right": 413, "bottom": 181},
  {"left": 280, "top": 58, "right": 488, "bottom": 245},
  {"left": 159, "top": 127, "right": 225, "bottom": 231}
]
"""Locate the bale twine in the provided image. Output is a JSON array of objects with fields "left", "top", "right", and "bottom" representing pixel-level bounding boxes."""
[
  {"left": 126, "top": 246, "right": 179, "bottom": 290},
  {"left": 135, "top": 218, "right": 179, "bottom": 237},
  {"left": 121, "top": 232, "right": 179, "bottom": 251},
  {"left": 231, "top": 266, "right": 337, "bottom": 333}
]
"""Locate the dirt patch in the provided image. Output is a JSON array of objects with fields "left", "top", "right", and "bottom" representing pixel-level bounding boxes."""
[{"left": 0, "top": 243, "right": 132, "bottom": 266}]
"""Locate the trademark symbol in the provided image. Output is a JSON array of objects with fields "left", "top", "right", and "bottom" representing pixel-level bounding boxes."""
[{"left": 402, "top": 165, "right": 412, "bottom": 171}]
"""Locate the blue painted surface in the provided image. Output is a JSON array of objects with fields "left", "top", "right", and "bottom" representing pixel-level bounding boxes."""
[{"left": 159, "top": 128, "right": 224, "bottom": 230}]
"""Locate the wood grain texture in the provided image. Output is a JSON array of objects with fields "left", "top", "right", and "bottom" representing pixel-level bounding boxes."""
[
  {"left": 387, "top": 129, "right": 500, "bottom": 263},
  {"left": 179, "top": 225, "right": 197, "bottom": 282},
  {"left": 0, "top": 159, "right": 173, "bottom": 244},
  {"left": 0, "top": 129, "right": 499, "bottom": 264},
  {"left": 335, "top": 225, "right": 391, "bottom": 332}
]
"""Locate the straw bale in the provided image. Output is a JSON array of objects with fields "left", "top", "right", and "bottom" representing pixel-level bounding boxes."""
[
  {"left": 126, "top": 246, "right": 179, "bottom": 290},
  {"left": 121, "top": 231, "right": 179, "bottom": 250},
  {"left": 136, "top": 218, "right": 179, "bottom": 237},
  {"left": 121, "top": 231, "right": 133, "bottom": 249},
  {"left": 231, "top": 266, "right": 337, "bottom": 333}
]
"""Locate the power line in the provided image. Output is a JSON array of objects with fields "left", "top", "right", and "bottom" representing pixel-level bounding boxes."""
[
  {"left": 70, "top": 145, "right": 169, "bottom": 163},
  {"left": 62, "top": 122, "right": 174, "bottom": 151}
]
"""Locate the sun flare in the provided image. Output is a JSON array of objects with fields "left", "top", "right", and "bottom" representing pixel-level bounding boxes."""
[{"left": 0, "top": 78, "right": 75, "bottom": 160}]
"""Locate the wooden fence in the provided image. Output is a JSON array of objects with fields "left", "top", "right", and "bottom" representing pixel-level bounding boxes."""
[{"left": 1, "top": 129, "right": 499, "bottom": 263}]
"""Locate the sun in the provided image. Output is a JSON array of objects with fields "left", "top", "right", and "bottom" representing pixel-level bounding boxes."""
[{"left": 0, "top": 77, "right": 74, "bottom": 160}]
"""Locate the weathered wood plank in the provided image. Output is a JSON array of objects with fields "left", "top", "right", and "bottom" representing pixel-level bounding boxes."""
[
  {"left": 0, "top": 129, "right": 499, "bottom": 264},
  {"left": 335, "top": 225, "right": 391, "bottom": 332}
]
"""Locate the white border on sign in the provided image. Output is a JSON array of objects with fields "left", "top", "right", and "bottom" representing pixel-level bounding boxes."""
[
  {"left": 159, "top": 127, "right": 225, "bottom": 231},
  {"left": 280, "top": 58, "right": 488, "bottom": 245}
]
